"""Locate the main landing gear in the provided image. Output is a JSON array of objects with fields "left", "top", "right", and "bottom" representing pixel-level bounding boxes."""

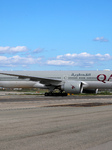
[{"left": 44, "top": 92, "right": 67, "bottom": 96}]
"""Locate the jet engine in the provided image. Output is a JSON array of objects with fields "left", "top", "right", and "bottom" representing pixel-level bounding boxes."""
[
  {"left": 83, "top": 89, "right": 98, "bottom": 94},
  {"left": 61, "top": 81, "right": 83, "bottom": 94}
]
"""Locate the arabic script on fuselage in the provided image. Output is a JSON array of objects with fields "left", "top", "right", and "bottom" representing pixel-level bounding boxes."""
[{"left": 71, "top": 73, "right": 91, "bottom": 76}]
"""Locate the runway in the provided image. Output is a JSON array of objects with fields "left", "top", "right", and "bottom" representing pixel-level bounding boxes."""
[{"left": 0, "top": 94, "right": 112, "bottom": 150}]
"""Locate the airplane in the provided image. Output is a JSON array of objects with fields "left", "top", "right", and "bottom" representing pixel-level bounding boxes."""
[{"left": 0, "top": 70, "right": 112, "bottom": 96}]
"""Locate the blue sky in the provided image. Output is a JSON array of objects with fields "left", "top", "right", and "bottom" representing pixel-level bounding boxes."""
[{"left": 0, "top": 0, "right": 112, "bottom": 70}]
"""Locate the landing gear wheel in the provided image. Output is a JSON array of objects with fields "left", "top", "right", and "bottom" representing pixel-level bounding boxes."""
[{"left": 44, "top": 92, "right": 67, "bottom": 96}]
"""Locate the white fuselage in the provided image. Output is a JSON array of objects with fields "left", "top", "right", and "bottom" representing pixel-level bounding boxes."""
[{"left": 0, "top": 70, "right": 112, "bottom": 90}]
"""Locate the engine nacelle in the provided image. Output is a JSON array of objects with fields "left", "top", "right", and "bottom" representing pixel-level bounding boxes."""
[
  {"left": 83, "top": 89, "right": 98, "bottom": 94},
  {"left": 61, "top": 81, "right": 83, "bottom": 94}
]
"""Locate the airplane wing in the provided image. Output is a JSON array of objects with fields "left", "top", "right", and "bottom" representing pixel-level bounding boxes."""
[{"left": 0, "top": 72, "right": 62, "bottom": 86}]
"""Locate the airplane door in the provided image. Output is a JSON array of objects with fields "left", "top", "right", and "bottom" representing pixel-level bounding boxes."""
[{"left": 63, "top": 75, "right": 68, "bottom": 80}]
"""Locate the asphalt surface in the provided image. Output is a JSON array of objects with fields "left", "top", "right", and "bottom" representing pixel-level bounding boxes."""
[{"left": 0, "top": 93, "right": 112, "bottom": 150}]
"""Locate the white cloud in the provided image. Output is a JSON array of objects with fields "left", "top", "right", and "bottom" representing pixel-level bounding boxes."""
[
  {"left": 47, "top": 60, "right": 74, "bottom": 66},
  {"left": 0, "top": 46, "right": 44, "bottom": 69},
  {"left": 0, "top": 46, "right": 111, "bottom": 69},
  {"left": 33, "top": 48, "right": 44, "bottom": 53},
  {"left": 0, "top": 55, "right": 42, "bottom": 67},
  {"left": 0, "top": 46, "right": 28, "bottom": 54},
  {"left": 46, "top": 52, "right": 112, "bottom": 67},
  {"left": 93, "top": 37, "right": 109, "bottom": 42},
  {"left": 56, "top": 52, "right": 111, "bottom": 60}
]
